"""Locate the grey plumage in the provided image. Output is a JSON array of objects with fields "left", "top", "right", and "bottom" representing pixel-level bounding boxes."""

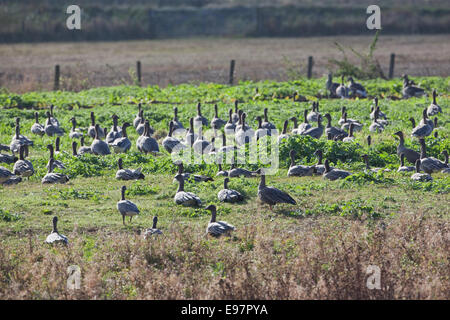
[
  {"left": 205, "top": 205, "right": 235, "bottom": 237},
  {"left": 324, "top": 113, "right": 347, "bottom": 140},
  {"left": 218, "top": 178, "right": 244, "bottom": 203},
  {"left": 110, "top": 122, "right": 131, "bottom": 153},
  {"left": 0, "top": 153, "right": 17, "bottom": 165},
  {"left": 402, "top": 75, "right": 425, "bottom": 99},
  {"left": 411, "top": 109, "right": 433, "bottom": 139},
  {"left": 0, "top": 166, "right": 14, "bottom": 184},
  {"left": 91, "top": 124, "right": 111, "bottom": 155},
  {"left": 326, "top": 73, "right": 340, "bottom": 97},
  {"left": 13, "top": 146, "right": 34, "bottom": 178},
  {"left": 257, "top": 169, "right": 296, "bottom": 210},
  {"left": 397, "top": 153, "right": 415, "bottom": 172},
  {"left": 322, "top": 159, "right": 352, "bottom": 180},
  {"left": 287, "top": 150, "right": 315, "bottom": 177},
  {"left": 211, "top": 104, "right": 226, "bottom": 129},
  {"left": 42, "top": 159, "right": 69, "bottom": 184},
  {"left": 44, "top": 112, "right": 64, "bottom": 137},
  {"left": 347, "top": 77, "right": 367, "bottom": 98},
  {"left": 162, "top": 121, "right": 185, "bottom": 154},
  {"left": 173, "top": 174, "right": 202, "bottom": 207},
  {"left": 419, "top": 139, "right": 447, "bottom": 174},
  {"left": 117, "top": 186, "right": 140, "bottom": 225},
  {"left": 194, "top": 103, "right": 209, "bottom": 127},
  {"left": 143, "top": 216, "right": 163, "bottom": 239},
  {"left": 31, "top": 112, "right": 45, "bottom": 136},
  {"left": 426, "top": 90, "right": 442, "bottom": 116},
  {"left": 306, "top": 102, "right": 320, "bottom": 122},
  {"left": 115, "top": 158, "right": 145, "bottom": 180},
  {"left": 394, "top": 131, "right": 420, "bottom": 164},
  {"left": 411, "top": 160, "right": 432, "bottom": 182},
  {"left": 137, "top": 121, "right": 159, "bottom": 154},
  {"left": 45, "top": 216, "right": 68, "bottom": 245},
  {"left": 301, "top": 115, "right": 323, "bottom": 139}
]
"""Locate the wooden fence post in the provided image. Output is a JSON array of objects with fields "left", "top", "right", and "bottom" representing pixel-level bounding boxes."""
[
  {"left": 307, "top": 56, "right": 314, "bottom": 79},
  {"left": 136, "top": 61, "right": 142, "bottom": 86},
  {"left": 388, "top": 53, "right": 395, "bottom": 79},
  {"left": 229, "top": 60, "right": 235, "bottom": 85},
  {"left": 54, "top": 65, "right": 60, "bottom": 91}
]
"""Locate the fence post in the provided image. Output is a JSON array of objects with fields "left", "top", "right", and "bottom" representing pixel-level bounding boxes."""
[
  {"left": 307, "top": 56, "right": 314, "bottom": 79},
  {"left": 229, "top": 60, "right": 235, "bottom": 85},
  {"left": 54, "top": 65, "right": 60, "bottom": 91},
  {"left": 136, "top": 61, "right": 142, "bottom": 86},
  {"left": 388, "top": 53, "right": 395, "bottom": 79}
]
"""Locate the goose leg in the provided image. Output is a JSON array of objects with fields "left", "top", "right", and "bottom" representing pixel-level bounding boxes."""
[
  {"left": 122, "top": 215, "right": 125, "bottom": 225},
  {"left": 130, "top": 216, "right": 132, "bottom": 223}
]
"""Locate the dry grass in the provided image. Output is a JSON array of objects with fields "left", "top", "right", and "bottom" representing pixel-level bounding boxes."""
[{"left": 1, "top": 35, "right": 450, "bottom": 93}]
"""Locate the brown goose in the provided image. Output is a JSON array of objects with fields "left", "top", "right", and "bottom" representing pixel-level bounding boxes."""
[
  {"left": 205, "top": 205, "right": 235, "bottom": 237},
  {"left": 397, "top": 153, "right": 415, "bottom": 172},
  {"left": 322, "top": 159, "right": 352, "bottom": 180},
  {"left": 257, "top": 168, "right": 296, "bottom": 211},
  {"left": 411, "top": 110, "right": 433, "bottom": 139},
  {"left": 419, "top": 139, "right": 448, "bottom": 174},
  {"left": 402, "top": 75, "right": 425, "bottom": 99},
  {"left": 393, "top": 131, "right": 420, "bottom": 164},
  {"left": 411, "top": 160, "right": 432, "bottom": 182},
  {"left": 324, "top": 113, "right": 347, "bottom": 140},
  {"left": 426, "top": 89, "right": 442, "bottom": 116},
  {"left": 287, "top": 150, "right": 315, "bottom": 177}
]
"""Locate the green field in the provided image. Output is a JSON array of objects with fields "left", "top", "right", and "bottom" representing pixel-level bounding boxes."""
[{"left": 0, "top": 77, "right": 449, "bottom": 299}]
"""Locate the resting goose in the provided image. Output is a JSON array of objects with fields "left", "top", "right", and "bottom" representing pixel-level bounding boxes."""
[
  {"left": 307, "top": 102, "right": 320, "bottom": 123},
  {"left": 324, "top": 113, "right": 347, "bottom": 140},
  {"left": 419, "top": 139, "right": 447, "bottom": 174},
  {"left": 402, "top": 75, "right": 425, "bottom": 99},
  {"left": 205, "top": 205, "right": 235, "bottom": 237},
  {"left": 261, "top": 108, "right": 276, "bottom": 132},
  {"left": 290, "top": 117, "right": 300, "bottom": 135},
  {"left": 46, "top": 144, "right": 65, "bottom": 171},
  {"left": 255, "top": 116, "right": 270, "bottom": 140},
  {"left": 69, "top": 117, "right": 83, "bottom": 139},
  {"left": 257, "top": 168, "right": 296, "bottom": 211},
  {"left": 91, "top": 124, "right": 111, "bottom": 155},
  {"left": 137, "top": 121, "right": 159, "bottom": 154},
  {"left": 287, "top": 150, "right": 314, "bottom": 177},
  {"left": 411, "top": 109, "right": 433, "bottom": 139},
  {"left": 426, "top": 89, "right": 442, "bottom": 116},
  {"left": 143, "top": 216, "right": 163, "bottom": 239},
  {"left": 185, "top": 118, "right": 198, "bottom": 147},
  {"left": 231, "top": 101, "right": 240, "bottom": 124},
  {"left": 48, "top": 105, "right": 61, "bottom": 128},
  {"left": 0, "top": 166, "right": 14, "bottom": 184},
  {"left": 1, "top": 174, "right": 22, "bottom": 186},
  {"left": 42, "top": 159, "right": 69, "bottom": 184},
  {"left": 235, "top": 113, "right": 254, "bottom": 146},
  {"left": 313, "top": 149, "right": 331, "bottom": 175},
  {"left": 397, "top": 153, "right": 415, "bottom": 172},
  {"left": 342, "top": 123, "right": 355, "bottom": 143},
  {"left": 211, "top": 104, "right": 226, "bottom": 130},
  {"left": 277, "top": 120, "right": 289, "bottom": 143},
  {"left": 78, "top": 136, "right": 92, "bottom": 155},
  {"left": 110, "top": 122, "right": 131, "bottom": 153},
  {"left": 13, "top": 146, "right": 34, "bottom": 179},
  {"left": 171, "top": 107, "right": 184, "bottom": 130},
  {"left": 341, "top": 112, "right": 363, "bottom": 131},
  {"left": 218, "top": 178, "right": 244, "bottom": 203},
  {"left": 326, "top": 73, "right": 340, "bottom": 97},
  {"left": 393, "top": 131, "right": 420, "bottom": 164},
  {"left": 117, "top": 186, "right": 140, "bottom": 225},
  {"left": 0, "top": 153, "right": 17, "bottom": 165},
  {"left": 369, "top": 109, "right": 385, "bottom": 133},
  {"left": 229, "top": 162, "right": 258, "bottom": 178},
  {"left": 411, "top": 160, "right": 432, "bottom": 182},
  {"left": 224, "top": 108, "right": 237, "bottom": 135},
  {"left": 323, "top": 159, "right": 352, "bottom": 180},
  {"left": 297, "top": 109, "right": 312, "bottom": 134},
  {"left": 87, "top": 112, "right": 105, "bottom": 139},
  {"left": 106, "top": 114, "right": 122, "bottom": 144},
  {"left": 173, "top": 174, "right": 202, "bottom": 207},
  {"left": 216, "top": 164, "right": 229, "bottom": 177},
  {"left": 192, "top": 126, "right": 212, "bottom": 155},
  {"left": 173, "top": 162, "right": 213, "bottom": 183},
  {"left": 301, "top": 115, "right": 323, "bottom": 139},
  {"left": 135, "top": 112, "right": 146, "bottom": 136},
  {"left": 162, "top": 121, "right": 185, "bottom": 154},
  {"left": 347, "top": 77, "right": 367, "bottom": 98},
  {"left": 133, "top": 103, "right": 143, "bottom": 128},
  {"left": 194, "top": 103, "right": 209, "bottom": 127},
  {"left": 115, "top": 158, "right": 144, "bottom": 180},
  {"left": 31, "top": 112, "right": 45, "bottom": 136},
  {"left": 336, "top": 76, "right": 349, "bottom": 99},
  {"left": 45, "top": 216, "right": 68, "bottom": 245}
]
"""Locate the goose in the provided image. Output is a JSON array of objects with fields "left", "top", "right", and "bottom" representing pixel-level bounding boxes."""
[
  {"left": 326, "top": 73, "right": 339, "bottom": 97},
  {"left": 217, "top": 131, "right": 237, "bottom": 156},
  {"left": 370, "top": 107, "right": 388, "bottom": 127},
  {"left": 297, "top": 109, "right": 312, "bottom": 134},
  {"left": 257, "top": 168, "right": 296, "bottom": 211},
  {"left": 277, "top": 120, "right": 289, "bottom": 143},
  {"left": 409, "top": 117, "right": 416, "bottom": 130},
  {"left": 216, "top": 164, "right": 229, "bottom": 177},
  {"left": 162, "top": 121, "right": 185, "bottom": 154},
  {"left": 411, "top": 109, "right": 433, "bottom": 139},
  {"left": 301, "top": 115, "right": 323, "bottom": 139},
  {"left": 324, "top": 113, "right": 347, "bottom": 140},
  {"left": 54, "top": 137, "right": 63, "bottom": 156},
  {"left": 0, "top": 153, "right": 17, "bottom": 165},
  {"left": 261, "top": 108, "right": 276, "bottom": 132},
  {"left": 133, "top": 103, "right": 143, "bottom": 128},
  {"left": 393, "top": 131, "right": 420, "bottom": 164},
  {"left": 31, "top": 112, "right": 45, "bottom": 136},
  {"left": 419, "top": 139, "right": 448, "bottom": 174},
  {"left": 340, "top": 112, "right": 363, "bottom": 131},
  {"left": 397, "top": 153, "right": 415, "bottom": 172},
  {"left": 322, "top": 159, "right": 352, "bottom": 180},
  {"left": 0, "top": 144, "right": 9, "bottom": 152},
  {"left": 71, "top": 141, "right": 79, "bottom": 157},
  {"left": 135, "top": 113, "right": 147, "bottom": 136},
  {"left": 205, "top": 204, "right": 235, "bottom": 237},
  {"left": 171, "top": 107, "right": 184, "bottom": 130},
  {"left": 69, "top": 117, "right": 83, "bottom": 139},
  {"left": 42, "top": 159, "right": 69, "bottom": 184},
  {"left": 185, "top": 118, "right": 198, "bottom": 147},
  {"left": 194, "top": 103, "right": 209, "bottom": 127},
  {"left": 1, "top": 174, "right": 22, "bottom": 186},
  {"left": 192, "top": 126, "right": 211, "bottom": 155},
  {"left": 361, "top": 154, "right": 389, "bottom": 173},
  {"left": 110, "top": 122, "right": 131, "bottom": 153},
  {"left": 10, "top": 119, "right": 33, "bottom": 154},
  {"left": 426, "top": 89, "right": 442, "bottom": 116},
  {"left": 138, "top": 121, "right": 159, "bottom": 154},
  {"left": 370, "top": 98, "right": 387, "bottom": 120},
  {"left": 218, "top": 178, "right": 244, "bottom": 203},
  {"left": 290, "top": 117, "right": 300, "bottom": 135},
  {"left": 173, "top": 162, "right": 213, "bottom": 183},
  {"left": 402, "top": 75, "right": 425, "bottom": 98},
  {"left": 235, "top": 113, "right": 254, "bottom": 146},
  {"left": 229, "top": 162, "right": 258, "bottom": 178},
  {"left": 307, "top": 102, "right": 320, "bottom": 123},
  {"left": 411, "top": 159, "right": 432, "bottom": 182},
  {"left": 115, "top": 158, "right": 144, "bottom": 180},
  {"left": 106, "top": 114, "right": 122, "bottom": 144},
  {"left": 13, "top": 146, "right": 34, "bottom": 179},
  {"left": 367, "top": 135, "right": 372, "bottom": 147},
  {"left": 87, "top": 112, "right": 105, "bottom": 139},
  {"left": 342, "top": 123, "right": 355, "bottom": 143},
  {"left": 231, "top": 101, "right": 240, "bottom": 124},
  {"left": 255, "top": 116, "right": 270, "bottom": 140},
  {"left": 418, "top": 108, "right": 434, "bottom": 130},
  {"left": 77, "top": 136, "right": 92, "bottom": 155},
  {"left": 313, "top": 149, "right": 331, "bottom": 175},
  {"left": 336, "top": 76, "right": 349, "bottom": 98},
  {"left": 0, "top": 166, "right": 14, "bottom": 184},
  {"left": 338, "top": 106, "right": 349, "bottom": 125},
  {"left": 224, "top": 108, "right": 237, "bottom": 135},
  {"left": 211, "top": 104, "right": 226, "bottom": 130},
  {"left": 441, "top": 151, "right": 449, "bottom": 173},
  {"left": 173, "top": 174, "right": 202, "bottom": 207},
  {"left": 117, "top": 186, "right": 140, "bottom": 225},
  {"left": 369, "top": 109, "right": 385, "bottom": 133},
  {"left": 47, "top": 105, "right": 61, "bottom": 128},
  {"left": 45, "top": 216, "right": 68, "bottom": 245},
  {"left": 235, "top": 110, "right": 251, "bottom": 132},
  {"left": 46, "top": 144, "right": 65, "bottom": 171},
  {"left": 347, "top": 77, "right": 367, "bottom": 98},
  {"left": 90, "top": 124, "right": 111, "bottom": 155},
  {"left": 143, "top": 216, "right": 163, "bottom": 239},
  {"left": 287, "top": 150, "right": 315, "bottom": 177}
]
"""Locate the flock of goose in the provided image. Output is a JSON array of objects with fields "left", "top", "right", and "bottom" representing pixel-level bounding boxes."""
[{"left": 0, "top": 75, "right": 448, "bottom": 244}]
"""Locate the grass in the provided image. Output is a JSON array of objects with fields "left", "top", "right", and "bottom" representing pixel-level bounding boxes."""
[{"left": 0, "top": 76, "right": 449, "bottom": 299}]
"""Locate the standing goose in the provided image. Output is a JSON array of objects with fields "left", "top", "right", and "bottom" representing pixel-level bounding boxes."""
[
  {"left": 110, "top": 122, "right": 131, "bottom": 153},
  {"left": 205, "top": 205, "right": 235, "bottom": 237},
  {"left": 322, "top": 159, "right": 352, "bottom": 180},
  {"left": 69, "top": 117, "right": 83, "bottom": 139},
  {"left": 336, "top": 76, "right": 349, "bottom": 99},
  {"left": 418, "top": 108, "right": 434, "bottom": 129},
  {"left": 338, "top": 106, "right": 350, "bottom": 125},
  {"left": 255, "top": 116, "right": 270, "bottom": 140},
  {"left": 290, "top": 117, "right": 300, "bottom": 135},
  {"left": 313, "top": 149, "right": 331, "bottom": 175},
  {"left": 193, "top": 126, "right": 211, "bottom": 155},
  {"left": 347, "top": 77, "right": 367, "bottom": 98},
  {"left": 42, "top": 159, "right": 69, "bottom": 184},
  {"left": 235, "top": 113, "right": 254, "bottom": 146},
  {"left": 277, "top": 120, "right": 289, "bottom": 143},
  {"left": 138, "top": 121, "right": 159, "bottom": 154},
  {"left": 297, "top": 109, "right": 312, "bottom": 134},
  {"left": 46, "top": 144, "right": 66, "bottom": 172},
  {"left": 287, "top": 150, "right": 315, "bottom": 177},
  {"left": 411, "top": 159, "right": 432, "bottom": 182},
  {"left": 87, "top": 112, "right": 105, "bottom": 139},
  {"left": 340, "top": 112, "right": 363, "bottom": 131},
  {"left": 173, "top": 174, "right": 202, "bottom": 207},
  {"left": 342, "top": 123, "right": 355, "bottom": 143},
  {"left": 229, "top": 162, "right": 258, "bottom": 178},
  {"left": 224, "top": 108, "right": 237, "bottom": 135},
  {"left": 307, "top": 102, "right": 320, "bottom": 123},
  {"left": 78, "top": 136, "right": 92, "bottom": 155},
  {"left": 370, "top": 98, "right": 387, "bottom": 120},
  {"left": 31, "top": 112, "right": 45, "bottom": 136},
  {"left": 162, "top": 121, "right": 185, "bottom": 154},
  {"left": 411, "top": 109, "right": 433, "bottom": 139},
  {"left": 235, "top": 110, "right": 251, "bottom": 132},
  {"left": 257, "top": 168, "right": 296, "bottom": 211},
  {"left": 106, "top": 114, "right": 122, "bottom": 144},
  {"left": 115, "top": 158, "right": 144, "bottom": 180},
  {"left": 71, "top": 141, "right": 79, "bottom": 157},
  {"left": 218, "top": 131, "right": 236, "bottom": 156},
  {"left": 402, "top": 75, "right": 425, "bottom": 98},
  {"left": 0, "top": 166, "right": 14, "bottom": 184},
  {"left": 324, "top": 113, "right": 347, "bottom": 140},
  {"left": 218, "top": 178, "right": 244, "bottom": 203},
  {"left": 136, "top": 113, "right": 150, "bottom": 136},
  {"left": 231, "top": 101, "right": 240, "bottom": 124},
  {"left": 54, "top": 137, "right": 62, "bottom": 155},
  {"left": 48, "top": 105, "right": 61, "bottom": 128},
  {"left": 45, "top": 216, "right": 68, "bottom": 245},
  {"left": 90, "top": 124, "right": 111, "bottom": 155},
  {"left": 393, "top": 131, "right": 420, "bottom": 164},
  {"left": 369, "top": 109, "right": 385, "bottom": 133},
  {"left": 185, "top": 118, "right": 198, "bottom": 147},
  {"left": 117, "top": 186, "right": 140, "bottom": 225},
  {"left": 171, "top": 107, "right": 184, "bottom": 130},
  {"left": 326, "top": 73, "right": 340, "bottom": 97},
  {"left": 419, "top": 139, "right": 448, "bottom": 174},
  {"left": 211, "top": 104, "right": 226, "bottom": 130},
  {"left": 301, "top": 115, "right": 324, "bottom": 139},
  {"left": 426, "top": 89, "right": 442, "bottom": 116},
  {"left": 397, "top": 153, "right": 415, "bottom": 172},
  {"left": 261, "top": 108, "right": 276, "bottom": 131},
  {"left": 194, "top": 103, "right": 209, "bottom": 127},
  {"left": 143, "top": 216, "right": 163, "bottom": 239},
  {"left": 133, "top": 103, "right": 143, "bottom": 128},
  {"left": 13, "top": 146, "right": 34, "bottom": 179},
  {"left": 10, "top": 119, "right": 33, "bottom": 154}
]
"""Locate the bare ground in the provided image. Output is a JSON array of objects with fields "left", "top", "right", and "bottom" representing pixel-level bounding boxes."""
[{"left": 0, "top": 35, "right": 449, "bottom": 92}]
